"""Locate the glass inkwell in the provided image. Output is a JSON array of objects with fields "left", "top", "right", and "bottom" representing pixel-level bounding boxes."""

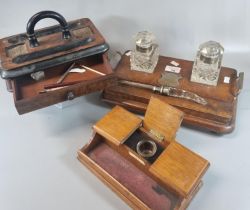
[
  {"left": 130, "top": 31, "right": 159, "bottom": 73},
  {"left": 136, "top": 140, "right": 157, "bottom": 158},
  {"left": 191, "top": 41, "right": 224, "bottom": 86}
]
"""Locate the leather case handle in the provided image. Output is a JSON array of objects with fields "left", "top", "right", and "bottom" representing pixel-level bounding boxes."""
[{"left": 26, "top": 10, "right": 71, "bottom": 47}]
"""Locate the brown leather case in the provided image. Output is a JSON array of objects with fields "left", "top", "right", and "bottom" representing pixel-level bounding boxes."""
[
  {"left": 78, "top": 96, "right": 210, "bottom": 210},
  {"left": 102, "top": 52, "right": 244, "bottom": 134},
  {"left": 0, "top": 11, "right": 114, "bottom": 114}
]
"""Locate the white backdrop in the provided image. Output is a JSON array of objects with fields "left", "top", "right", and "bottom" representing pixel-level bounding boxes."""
[
  {"left": 1, "top": 0, "right": 250, "bottom": 57},
  {"left": 0, "top": 1, "right": 250, "bottom": 210}
]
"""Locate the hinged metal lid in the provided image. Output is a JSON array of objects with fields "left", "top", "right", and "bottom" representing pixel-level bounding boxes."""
[{"left": 0, "top": 11, "right": 109, "bottom": 79}]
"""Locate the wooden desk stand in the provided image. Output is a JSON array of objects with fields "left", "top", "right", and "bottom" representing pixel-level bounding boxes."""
[
  {"left": 102, "top": 52, "right": 244, "bottom": 134},
  {"left": 78, "top": 96, "right": 210, "bottom": 210}
]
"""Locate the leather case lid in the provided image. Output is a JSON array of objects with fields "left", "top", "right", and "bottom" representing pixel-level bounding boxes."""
[
  {"left": 0, "top": 18, "right": 108, "bottom": 79},
  {"left": 93, "top": 106, "right": 142, "bottom": 146},
  {"left": 143, "top": 96, "right": 184, "bottom": 143},
  {"left": 149, "top": 141, "right": 210, "bottom": 197}
]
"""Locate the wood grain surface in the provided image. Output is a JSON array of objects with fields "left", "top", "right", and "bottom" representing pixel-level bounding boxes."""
[
  {"left": 150, "top": 142, "right": 209, "bottom": 197},
  {"left": 12, "top": 53, "right": 114, "bottom": 114},
  {"left": 102, "top": 52, "right": 242, "bottom": 133},
  {"left": 0, "top": 18, "right": 105, "bottom": 70},
  {"left": 94, "top": 106, "right": 142, "bottom": 146},
  {"left": 144, "top": 96, "right": 184, "bottom": 143},
  {"left": 78, "top": 97, "right": 210, "bottom": 209}
]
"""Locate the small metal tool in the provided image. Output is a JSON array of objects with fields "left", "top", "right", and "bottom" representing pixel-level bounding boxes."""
[
  {"left": 56, "top": 62, "right": 75, "bottom": 84},
  {"left": 119, "top": 80, "right": 208, "bottom": 105}
]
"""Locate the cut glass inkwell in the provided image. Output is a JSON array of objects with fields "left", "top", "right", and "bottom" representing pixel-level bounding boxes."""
[
  {"left": 130, "top": 31, "right": 159, "bottom": 73},
  {"left": 191, "top": 41, "right": 224, "bottom": 86}
]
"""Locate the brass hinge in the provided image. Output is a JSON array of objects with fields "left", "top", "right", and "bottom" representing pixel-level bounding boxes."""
[{"left": 149, "top": 129, "right": 165, "bottom": 142}]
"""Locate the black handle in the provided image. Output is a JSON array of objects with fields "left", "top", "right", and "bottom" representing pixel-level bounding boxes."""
[{"left": 26, "top": 10, "right": 71, "bottom": 47}]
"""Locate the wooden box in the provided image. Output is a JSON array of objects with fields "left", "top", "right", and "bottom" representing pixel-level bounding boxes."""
[
  {"left": 0, "top": 11, "right": 114, "bottom": 114},
  {"left": 102, "top": 52, "right": 244, "bottom": 134},
  {"left": 78, "top": 96, "right": 210, "bottom": 210}
]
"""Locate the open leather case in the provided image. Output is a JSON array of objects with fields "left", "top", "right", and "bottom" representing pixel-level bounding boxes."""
[
  {"left": 0, "top": 11, "right": 114, "bottom": 114},
  {"left": 102, "top": 52, "right": 244, "bottom": 134},
  {"left": 78, "top": 96, "right": 210, "bottom": 210}
]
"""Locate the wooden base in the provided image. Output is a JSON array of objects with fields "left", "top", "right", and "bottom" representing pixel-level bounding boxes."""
[
  {"left": 77, "top": 101, "right": 209, "bottom": 210},
  {"left": 78, "top": 137, "right": 204, "bottom": 210},
  {"left": 102, "top": 53, "right": 243, "bottom": 134}
]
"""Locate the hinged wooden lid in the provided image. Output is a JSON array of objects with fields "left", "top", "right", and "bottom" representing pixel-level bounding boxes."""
[
  {"left": 93, "top": 106, "right": 142, "bottom": 146},
  {"left": 0, "top": 11, "right": 108, "bottom": 79},
  {"left": 149, "top": 141, "right": 209, "bottom": 197},
  {"left": 143, "top": 96, "right": 184, "bottom": 143}
]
